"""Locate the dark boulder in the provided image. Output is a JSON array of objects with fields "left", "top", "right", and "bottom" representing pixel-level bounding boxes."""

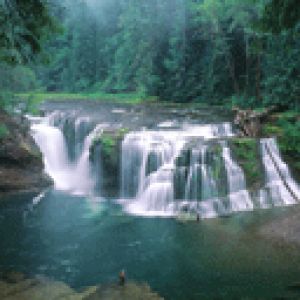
[{"left": 0, "top": 109, "right": 52, "bottom": 196}]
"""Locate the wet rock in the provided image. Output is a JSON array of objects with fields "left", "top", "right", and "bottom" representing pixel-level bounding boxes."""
[
  {"left": 84, "top": 282, "right": 163, "bottom": 300},
  {"left": 0, "top": 109, "right": 52, "bottom": 197},
  {"left": 175, "top": 149, "right": 191, "bottom": 168},
  {"left": 229, "top": 138, "right": 263, "bottom": 191},
  {"left": 90, "top": 128, "right": 127, "bottom": 197}
]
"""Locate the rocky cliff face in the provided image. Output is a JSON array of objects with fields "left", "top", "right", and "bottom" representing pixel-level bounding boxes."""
[{"left": 0, "top": 109, "right": 52, "bottom": 196}]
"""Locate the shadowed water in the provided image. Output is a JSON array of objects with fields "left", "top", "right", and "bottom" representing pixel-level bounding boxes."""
[{"left": 1, "top": 190, "right": 300, "bottom": 299}]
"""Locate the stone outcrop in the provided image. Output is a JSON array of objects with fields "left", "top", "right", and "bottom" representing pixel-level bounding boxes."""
[
  {"left": 0, "top": 271, "right": 163, "bottom": 300},
  {"left": 0, "top": 109, "right": 52, "bottom": 196},
  {"left": 85, "top": 282, "right": 164, "bottom": 300},
  {"left": 90, "top": 128, "right": 128, "bottom": 198}
]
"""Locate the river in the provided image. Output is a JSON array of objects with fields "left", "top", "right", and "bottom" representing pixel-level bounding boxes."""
[{"left": 1, "top": 102, "right": 300, "bottom": 299}]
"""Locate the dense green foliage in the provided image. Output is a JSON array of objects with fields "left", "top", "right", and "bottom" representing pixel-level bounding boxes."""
[
  {"left": 260, "top": 0, "right": 300, "bottom": 33},
  {"left": 0, "top": 1, "right": 299, "bottom": 186},
  {"left": 262, "top": 27, "right": 300, "bottom": 110},
  {"left": 0, "top": 0, "right": 59, "bottom": 110},
  {"left": 0, "top": 0, "right": 299, "bottom": 110},
  {"left": 230, "top": 138, "right": 261, "bottom": 188},
  {"left": 262, "top": 112, "right": 300, "bottom": 178},
  {"left": 0, "top": 0, "right": 59, "bottom": 64},
  {"left": 25, "top": 0, "right": 297, "bottom": 109}
]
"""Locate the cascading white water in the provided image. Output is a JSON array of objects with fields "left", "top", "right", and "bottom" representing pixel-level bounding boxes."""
[
  {"left": 121, "top": 123, "right": 241, "bottom": 217},
  {"left": 260, "top": 138, "right": 300, "bottom": 206},
  {"left": 31, "top": 123, "right": 69, "bottom": 189},
  {"left": 200, "top": 146, "right": 218, "bottom": 201},
  {"left": 120, "top": 122, "right": 300, "bottom": 218},
  {"left": 221, "top": 142, "right": 253, "bottom": 212},
  {"left": 31, "top": 115, "right": 106, "bottom": 196},
  {"left": 181, "top": 141, "right": 253, "bottom": 218},
  {"left": 74, "top": 117, "right": 92, "bottom": 160},
  {"left": 122, "top": 130, "right": 186, "bottom": 216},
  {"left": 180, "top": 145, "right": 219, "bottom": 219},
  {"left": 30, "top": 110, "right": 300, "bottom": 219}
]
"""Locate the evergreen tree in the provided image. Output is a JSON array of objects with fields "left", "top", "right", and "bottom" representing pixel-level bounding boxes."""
[{"left": 0, "top": 0, "right": 58, "bottom": 64}]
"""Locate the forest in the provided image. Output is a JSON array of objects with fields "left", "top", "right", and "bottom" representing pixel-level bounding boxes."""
[
  {"left": 0, "top": 0, "right": 299, "bottom": 110},
  {"left": 1, "top": 0, "right": 299, "bottom": 165}
]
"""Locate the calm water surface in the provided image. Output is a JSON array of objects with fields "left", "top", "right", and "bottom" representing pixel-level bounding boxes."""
[{"left": 1, "top": 189, "right": 300, "bottom": 299}]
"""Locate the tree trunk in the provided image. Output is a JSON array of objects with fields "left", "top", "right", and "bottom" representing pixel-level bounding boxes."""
[
  {"left": 224, "top": 44, "right": 240, "bottom": 95},
  {"left": 256, "top": 53, "right": 262, "bottom": 101},
  {"left": 245, "top": 34, "right": 249, "bottom": 92}
]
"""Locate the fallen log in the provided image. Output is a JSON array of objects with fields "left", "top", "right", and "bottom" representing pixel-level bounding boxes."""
[{"left": 232, "top": 106, "right": 277, "bottom": 137}]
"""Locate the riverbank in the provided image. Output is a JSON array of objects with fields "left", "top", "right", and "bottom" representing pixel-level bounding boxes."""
[
  {"left": 14, "top": 92, "right": 157, "bottom": 115},
  {"left": 0, "top": 271, "right": 162, "bottom": 300}
]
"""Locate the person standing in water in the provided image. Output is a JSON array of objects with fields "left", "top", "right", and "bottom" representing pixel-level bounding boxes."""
[{"left": 119, "top": 269, "right": 126, "bottom": 286}]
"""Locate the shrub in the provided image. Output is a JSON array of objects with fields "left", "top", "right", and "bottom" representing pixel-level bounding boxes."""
[{"left": 0, "top": 124, "right": 9, "bottom": 139}]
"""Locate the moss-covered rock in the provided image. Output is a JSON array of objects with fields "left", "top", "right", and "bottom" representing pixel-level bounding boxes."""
[
  {"left": 175, "top": 149, "right": 191, "bottom": 168},
  {"left": 100, "top": 133, "right": 120, "bottom": 180},
  {"left": 90, "top": 127, "right": 129, "bottom": 197},
  {"left": 229, "top": 138, "right": 262, "bottom": 190},
  {"left": 262, "top": 124, "right": 283, "bottom": 136}
]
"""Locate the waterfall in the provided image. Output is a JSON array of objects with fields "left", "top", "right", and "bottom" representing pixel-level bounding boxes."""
[
  {"left": 29, "top": 110, "right": 300, "bottom": 219},
  {"left": 180, "top": 142, "right": 253, "bottom": 218},
  {"left": 260, "top": 138, "right": 300, "bottom": 206},
  {"left": 31, "top": 115, "right": 105, "bottom": 196},
  {"left": 31, "top": 123, "right": 69, "bottom": 187},
  {"left": 47, "top": 111, "right": 94, "bottom": 162},
  {"left": 121, "top": 123, "right": 240, "bottom": 217},
  {"left": 122, "top": 130, "right": 186, "bottom": 216},
  {"left": 120, "top": 124, "right": 300, "bottom": 218},
  {"left": 184, "top": 148, "right": 201, "bottom": 201},
  {"left": 221, "top": 142, "right": 253, "bottom": 212}
]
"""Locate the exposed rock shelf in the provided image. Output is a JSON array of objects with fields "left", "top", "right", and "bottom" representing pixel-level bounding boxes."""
[{"left": 0, "top": 272, "right": 163, "bottom": 300}]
